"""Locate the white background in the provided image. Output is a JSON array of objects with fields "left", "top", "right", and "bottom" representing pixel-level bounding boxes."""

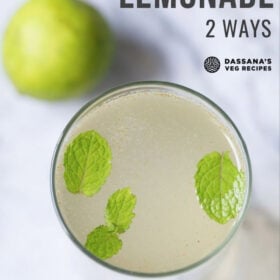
[{"left": 0, "top": 1, "right": 279, "bottom": 279}]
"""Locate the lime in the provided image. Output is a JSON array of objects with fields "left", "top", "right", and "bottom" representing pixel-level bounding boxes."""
[{"left": 3, "top": 0, "right": 114, "bottom": 100}]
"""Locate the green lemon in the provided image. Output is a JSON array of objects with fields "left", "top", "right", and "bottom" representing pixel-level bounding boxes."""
[{"left": 3, "top": 0, "right": 114, "bottom": 100}]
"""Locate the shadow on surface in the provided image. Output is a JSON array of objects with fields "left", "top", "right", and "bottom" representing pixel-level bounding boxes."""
[
  {"left": 204, "top": 207, "right": 279, "bottom": 280},
  {"left": 93, "top": 35, "right": 169, "bottom": 97}
]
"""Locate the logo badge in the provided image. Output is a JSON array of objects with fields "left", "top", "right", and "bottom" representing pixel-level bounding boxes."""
[{"left": 204, "top": 57, "right": 221, "bottom": 73}]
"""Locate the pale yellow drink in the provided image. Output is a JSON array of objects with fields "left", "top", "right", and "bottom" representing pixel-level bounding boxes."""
[{"left": 54, "top": 87, "right": 246, "bottom": 273}]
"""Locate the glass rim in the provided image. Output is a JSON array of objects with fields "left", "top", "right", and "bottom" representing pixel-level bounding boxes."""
[{"left": 50, "top": 81, "right": 252, "bottom": 278}]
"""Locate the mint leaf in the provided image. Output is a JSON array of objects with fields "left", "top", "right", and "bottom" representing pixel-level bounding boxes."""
[
  {"left": 195, "top": 151, "right": 245, "bottom": 224},
  {"left": 63, "top": 130, "right": 112, "bottom": 197},
  {"left": 85, "top": 225, "right": 122, "bottom": 260},
  {"left": 85, "top": 188, "right": 137, "bottom": 260},
  {"left": 105, "top": 187, "right": 137, "bottom": 233}
]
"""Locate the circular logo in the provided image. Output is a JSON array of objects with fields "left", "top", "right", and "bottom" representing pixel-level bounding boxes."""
[{"left": 204, "top": 56, "right": 221, "bottom": 73}]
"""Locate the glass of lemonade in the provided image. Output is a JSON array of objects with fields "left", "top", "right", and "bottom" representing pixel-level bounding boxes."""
[{"left": 51, "top": 81, "right": 251, "bottom": 278}]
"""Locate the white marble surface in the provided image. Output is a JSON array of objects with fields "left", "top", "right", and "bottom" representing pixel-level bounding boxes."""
[{"left": 0, "top": 1, "right": 279, "bottom": 279}]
